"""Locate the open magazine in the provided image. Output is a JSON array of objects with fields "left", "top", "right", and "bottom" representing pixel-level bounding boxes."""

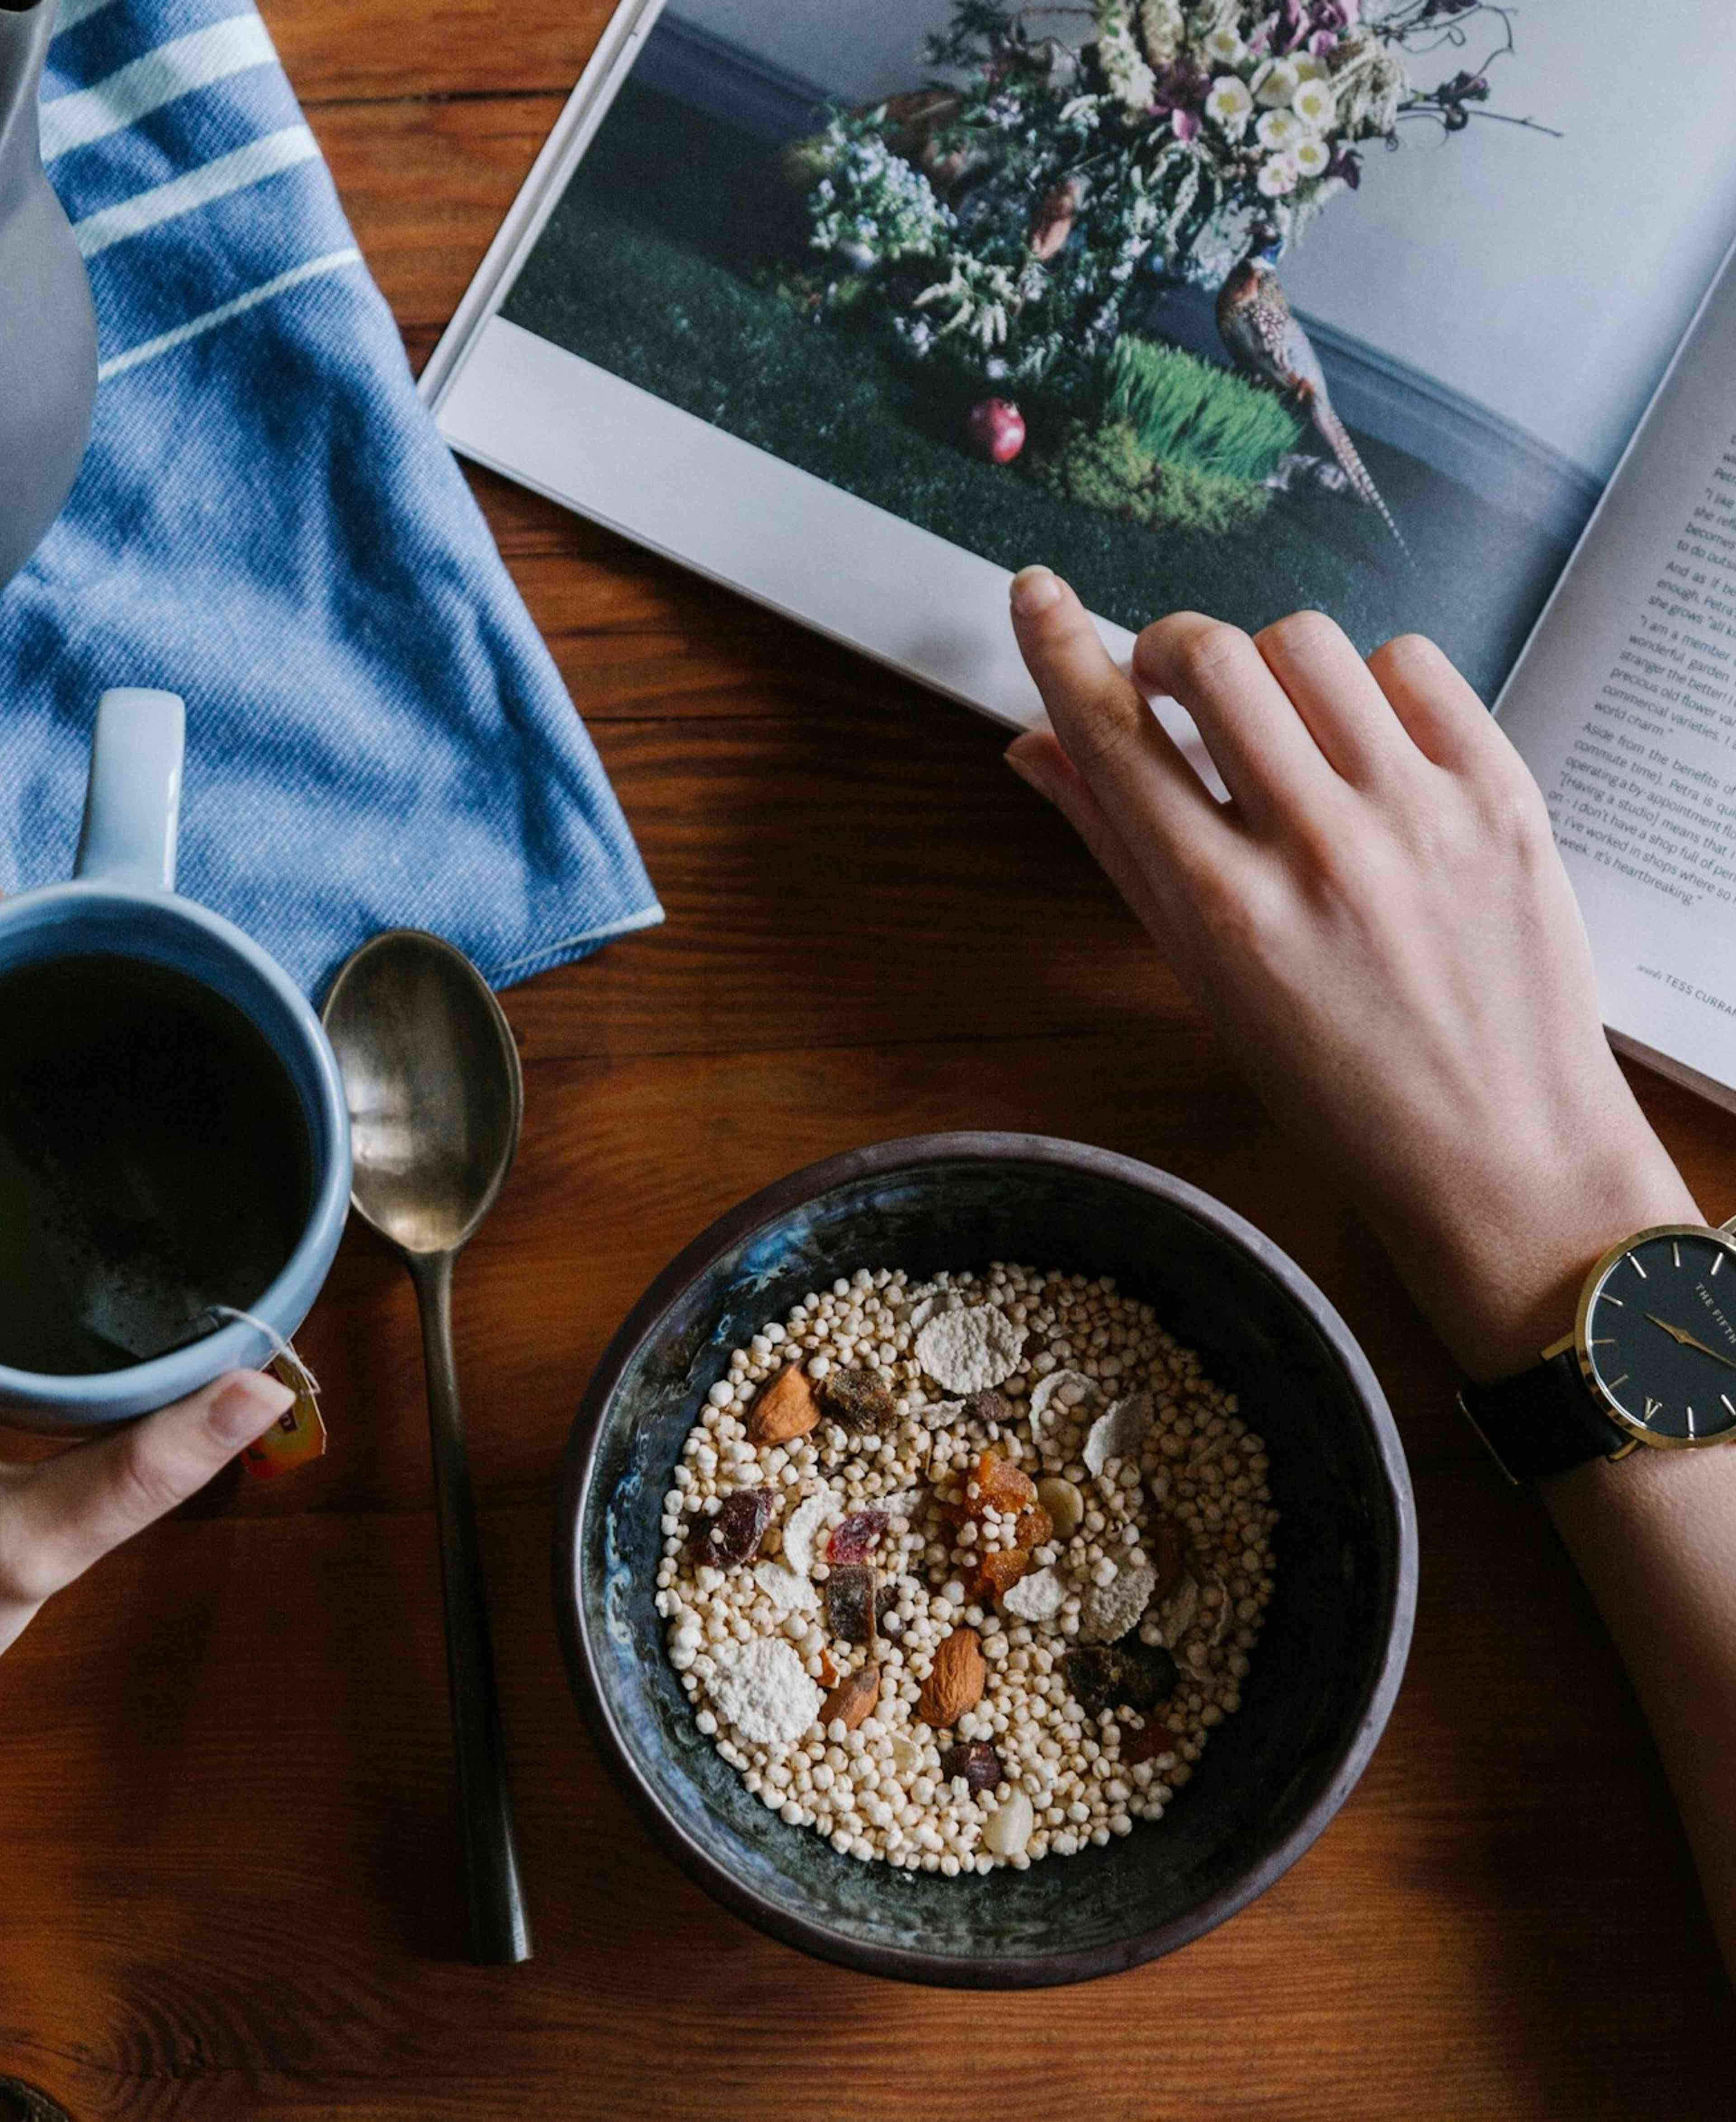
[{"left": 423, "top": 0, "right": 1736, "bottom": 1107}]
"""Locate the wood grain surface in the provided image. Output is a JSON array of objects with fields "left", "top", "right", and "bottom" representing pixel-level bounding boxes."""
[{"left": 4, "top": 3, "right": 1735, "bottom": 2115}]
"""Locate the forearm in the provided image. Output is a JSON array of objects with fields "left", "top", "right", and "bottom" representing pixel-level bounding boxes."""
[{"left": 1544, "top": 1444, "right": 1736, "bottom": 1979}]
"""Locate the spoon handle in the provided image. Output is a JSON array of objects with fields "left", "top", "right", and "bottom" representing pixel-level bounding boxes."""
[{"left": 410, "top": 1250, "right": 533, "bottom": 1965}]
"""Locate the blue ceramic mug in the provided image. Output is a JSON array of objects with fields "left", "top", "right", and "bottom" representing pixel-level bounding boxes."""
[{"left": 0, "top": 689, "right": 351, "bottom": 1430}]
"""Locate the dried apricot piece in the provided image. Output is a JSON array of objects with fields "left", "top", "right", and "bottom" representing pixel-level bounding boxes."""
[
  {"left": 1119, "top": 1717, "right": 1179, "bottom": 1766},
  {"left": 1012, "top": 1504, "right": 1054, "bottom": 1551},
  {"left": 969, "top": 1547, "right": 1030, "bottom": 1600},
  {"left": 826, "top": 1509, "right": 888, "bottom": 1564},
  {"left": 1148, "top": 1509, "right": 1187, "bottom": 1600},
  {"left": 968, "top": 1449, "right": 1035, "bottom": 1517},
  {"left": 687, "top": 1486, "right": 774, "bottom": 1569}
]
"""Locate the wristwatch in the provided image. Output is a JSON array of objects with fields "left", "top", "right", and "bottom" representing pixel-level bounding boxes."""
[{"left": 1459, "top": 1219, "right": 1736, "bottom": 1482}]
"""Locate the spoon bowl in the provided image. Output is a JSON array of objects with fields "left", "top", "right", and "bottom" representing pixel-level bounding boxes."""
[{"left": 323, "top": 929, "right": 522, "bottom": 1257}]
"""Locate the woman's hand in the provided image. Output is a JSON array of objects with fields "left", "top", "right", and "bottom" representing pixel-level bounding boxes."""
[
  {"left": 0, "top": 1369, "right": 293, "bottom": 1654},
  {"left": 1005, "top": 568, "right": 1696, "bottom": 1378}
]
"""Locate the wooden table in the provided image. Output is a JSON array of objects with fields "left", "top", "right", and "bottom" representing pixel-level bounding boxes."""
[{"left": 5, "top": 5, "right": 1735, "bottom": 2114}]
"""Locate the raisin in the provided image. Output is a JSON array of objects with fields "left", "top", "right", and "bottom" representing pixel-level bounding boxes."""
[
  {"left": 1119, "top": 1717, "right": 1179, "bottom": 1765},
  {"left": 1112, "top": 1641, "right": 1180, "bottom": 1712},
  {"left": 1062, "top": 1642, "right": 1179, "bottom": 1717},
  {"left": 1149, "top": 1509, "right": 1187, "bottom": 1600},
  {"left": 1061, "top": 1647, "right": 1121, "bottom": 1718},
  {"left": 969, "top": 1547, "right": 1030, "bottom": 1600},
  {"left": 1012, "top": 1504, "right": 1054, "bottom": 1551},
  {"left": 826, "top": 1508, "right": 889, "bottom": 1563},
  {"left": 939, "top": 1741, "right": 1004, "bottom": 1794},
  {"left": 825, "top": 1563, "right": 878, "bottom": 1644},
  {"left": 819, "top": 1366, "right": 897, "bottom": 1433},
  {"left": 968, "top": 1449, "right": 1036, "bottom": 1516},
  {"left": 686, "top": 1486, "right": 774, "bottom": 1569}
]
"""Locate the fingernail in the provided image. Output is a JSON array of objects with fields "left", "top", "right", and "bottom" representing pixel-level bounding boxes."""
[
  {"left": 209, "top": 1370, "right": 296, "bottom": 1447},
  {"left": 1010, "top": 566, "right": 1061, "bottom": 617}
]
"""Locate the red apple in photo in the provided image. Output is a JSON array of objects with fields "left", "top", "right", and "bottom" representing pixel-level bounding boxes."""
[{"left": 966, "top": 397, "right": 1025, "bottom": 463}]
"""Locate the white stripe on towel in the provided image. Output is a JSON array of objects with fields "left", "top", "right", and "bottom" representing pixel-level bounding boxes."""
[
  {"left": 40, "top": 12, "right": 275, "bottom": 161},
  {"left": 74, "top": 123, "right": 318, "bottom": 256},
  {"left": 97, "top": 245, "right": 361, "bottom": 380},
  {"left": 52, "top": 0, "right": 124, "bottom": 37}
]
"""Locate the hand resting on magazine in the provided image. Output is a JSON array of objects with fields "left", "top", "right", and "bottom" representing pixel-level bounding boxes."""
[{"left": 1003, "top": 565, "right": 1736, "bottom": 1982}]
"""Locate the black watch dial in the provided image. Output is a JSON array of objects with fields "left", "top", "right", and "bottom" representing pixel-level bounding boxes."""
[{"left": 1584, "top": 1228, "right": 1736, "bottom": 1443}]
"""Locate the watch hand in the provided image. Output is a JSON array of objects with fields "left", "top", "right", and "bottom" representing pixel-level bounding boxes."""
[{"left": 1644, "top": 1312, "right": 1736, "bottom": 1372}]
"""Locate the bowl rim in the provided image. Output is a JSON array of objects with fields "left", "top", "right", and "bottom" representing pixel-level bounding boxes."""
[{"left": 552, "top": 1131, "right": 1418, "bottom": 1988}]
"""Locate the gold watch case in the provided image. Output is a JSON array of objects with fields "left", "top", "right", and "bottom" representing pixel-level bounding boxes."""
[{"left": 1544, "top": 1217, "right": 1736, "bottom": 1457}]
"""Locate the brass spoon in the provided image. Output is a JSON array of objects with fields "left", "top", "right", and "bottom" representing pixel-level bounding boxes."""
[{"left": 322, "top": 930, "right": 532, "bottom": 1965}]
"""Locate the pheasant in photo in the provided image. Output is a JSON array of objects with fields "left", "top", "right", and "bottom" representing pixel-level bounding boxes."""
[{"left": 1216, "top": 227, "right": 1409, "bottom": 560}]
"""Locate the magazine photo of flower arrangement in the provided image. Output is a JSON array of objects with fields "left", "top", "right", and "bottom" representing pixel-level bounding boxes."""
[{"left": 496, "top": 0, "right": 1719, "bottom": 702}]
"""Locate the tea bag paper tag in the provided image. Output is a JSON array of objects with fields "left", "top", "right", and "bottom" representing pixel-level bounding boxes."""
[
  {"left": 198, "top": 1307, "right": 328, "bottom": 1479},
  {"left": 243, "top": 1353, "right": 327, "bottom": 1479}
]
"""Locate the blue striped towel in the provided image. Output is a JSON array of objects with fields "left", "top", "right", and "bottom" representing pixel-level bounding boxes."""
[{"left": 2, "top": 0, "right": 662, "bottom": 995}]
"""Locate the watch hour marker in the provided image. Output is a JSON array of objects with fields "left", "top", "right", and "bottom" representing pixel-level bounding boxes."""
[
  {"left": 1687, "top": 1405, "right": 1698, "bottom": 1436},
  {"left": 1723, "top": 1394, "right": 1736, "bottom": 1421},
  {"left": 1604, "top": 1294, "right": 1626, "bottom": 1307},
  {"left": 1645, "top": 1396, "right": 1664, "bottom": 1421},
  {"left": 1673, "top": 1241, "right": 1682, "bottom": 1268},
  {"left": 1631, "top": 1256, "right": 1648, "bottom": 1279},
  {"left": 1714, "top": 1254, "right": 1724, "bottom": 1276},
  {"left": 1590, "top": 1336, "right": 1617, "bottom": 1346},
  {"left": 1608, "top": 1373, "right": 1629, "bottom": 1390}
]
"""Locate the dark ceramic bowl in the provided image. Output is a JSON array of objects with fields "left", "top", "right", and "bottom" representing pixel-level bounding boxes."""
[{"left": 553, "top": 1134, "right": 1416, "bottom": 1986}]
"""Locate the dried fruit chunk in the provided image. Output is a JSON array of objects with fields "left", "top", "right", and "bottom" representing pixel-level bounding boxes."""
[
  {"left": 826, "top": 1508, "right": 889, "bottom": 1563},
  {"left": 1148, "top": 1509, "right": 1187, "bottom": 1600},
  {"left": 918, "top": 1626, "right": 987, "bottom": 1726},
  {"left": 1001, "top": 1566, "right": 1067, "bottom": 1623},
  {"left": 915, "top": 1306, "right": 1024, "bottom": 1395},
  {"left": 1119, "top": 1716, "right": 1179, "bottom": 1766},
  {"left": 1062, "top": 1641, "right": 1179, "bottom": 1717},
  {"left": 967, "top": 1449, "right": 1037, "bottom": 1516},
  {"left": 1012, "top": 1503, "right": 1054, "bottom": 1551},
  {"left": 968, "top": 1547, "right": 1030, "bottom": 1601},
  {"left": 965, "top": 1388, "right": 1016, "bottom": 1425},
  {"left": 819, "top": 1366, "right": 897, "bottom": 1434},
  {"left": 824, "top": 1563, "right": 878, "bottom": 1645},
  {"left": 820, "top": 1665, "right": 881, "bottom": 1731},
  {"left": 709, "top": 1637, "right": 822, "bottom": 1745},
  {"left": 939, "top": 1741, "right": 1003, "bottom": 1794},
  {"left": 745, "top": 1364, "right": 820, "bottom": 1445},
  {"left": 687, "top": 1486, "right": 774, "bottom": 1569},
  {"left": 1078, "top": 1560, "right": 1156, "bottom": 1646}
]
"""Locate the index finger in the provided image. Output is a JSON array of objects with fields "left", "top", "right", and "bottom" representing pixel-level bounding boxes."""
[{"left": 1009, "top": 568, "right": 1235, "bottom": 873}]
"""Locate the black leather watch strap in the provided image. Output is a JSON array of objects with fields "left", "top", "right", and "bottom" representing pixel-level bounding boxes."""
[{"left": 1458, "top": 1349, "right": 1630, "bottom": 1483}]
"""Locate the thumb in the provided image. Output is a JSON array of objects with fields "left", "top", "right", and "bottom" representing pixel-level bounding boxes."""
[{"left": 0, "top": 1370, "right": 294, "bottom": 1640}]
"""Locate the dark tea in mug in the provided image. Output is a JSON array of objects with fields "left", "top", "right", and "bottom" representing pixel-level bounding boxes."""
[{"left": 0, "top": 953, "right": 312, "bottom": 1375}]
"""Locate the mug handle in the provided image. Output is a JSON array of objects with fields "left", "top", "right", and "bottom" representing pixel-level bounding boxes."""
[{"left": 73, "top": 688, "right": 185, "bottom": 892}]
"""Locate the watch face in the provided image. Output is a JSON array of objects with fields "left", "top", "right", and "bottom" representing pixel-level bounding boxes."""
[{"left": 1583, "top": 1227, "right": 1736, "bottom": 1444}]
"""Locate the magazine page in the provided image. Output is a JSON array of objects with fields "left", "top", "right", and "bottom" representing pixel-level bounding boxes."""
[
  {"left": 460, "top": 0, "right": 1736, "bottom": 709},
  {"left": 1498, "top": 244, "right": 1736, "bottom": 1101}
]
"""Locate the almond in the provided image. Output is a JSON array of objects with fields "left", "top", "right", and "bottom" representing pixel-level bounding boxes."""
[
  {"left": 819, "top": 1665, "right": 880, "bottom": 1731},
  {"left": 918, "top": 1626, "right": 987, "bottom": 1729},
  {"left": 746, "top": 1364, "right": 820, "bottom": 1445}
]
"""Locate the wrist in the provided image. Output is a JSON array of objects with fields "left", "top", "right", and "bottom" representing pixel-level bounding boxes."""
[{"left": 1380, "top": 1123, "right": 1699, "bottom": 1383}]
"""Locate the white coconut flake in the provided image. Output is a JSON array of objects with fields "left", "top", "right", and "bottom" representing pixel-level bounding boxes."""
[
  {"left": 1078, "top": 1560, "right": 1156, "bottom": 1645},
  {"left": 754, "top": 1560, "right": 818, "bottom": 1613},
  {"left": 780, "top": 1493, "right": 830, "bottom": 1578},
  {"left": 708, "top": 1636, "right": 822, "bottom": 1746},
  {"left": 917, "top": 1396, "right": 968, "bottom": 1432},
  {"left": 1001, "top": 1566, "right": 1069, "bottom": 1623},
  {"left": 1028, "top": 1367, "right": 1099, "bottom": 1457},
  {"left": 915, "top": 1306, "right": 1025, "bottom": 1395},
  {"left": 1083, "top": 1390, "right": 1154, "bottom": 1477},
  {"left": 1151, "top": 1572, "right": 1198, "bottom": 1646}
]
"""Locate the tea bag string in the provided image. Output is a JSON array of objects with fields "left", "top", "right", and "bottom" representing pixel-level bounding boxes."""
[{"left": 197, "top": 1305, "right": 321, "bottom": 1401}]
